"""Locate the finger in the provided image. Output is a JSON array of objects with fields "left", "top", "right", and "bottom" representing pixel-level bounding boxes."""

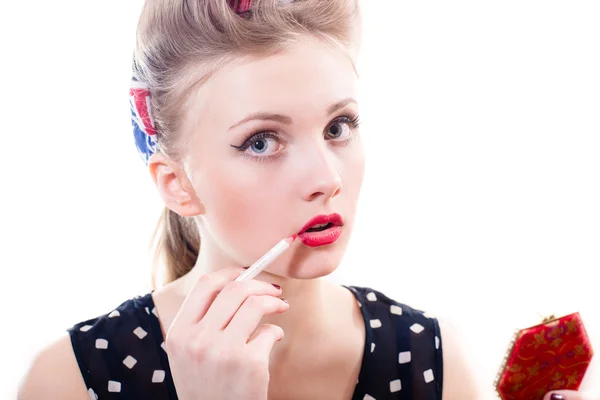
[
  {"left": 200, "top": 280, "right": 282, "bottom": 330},
  {"left": 247, "top": 323, "right": 284, "bottom": 353},
  {"left": 543, "top": 390, "right": 591, "bottom": 400},
  {"left": 173, "top": 267, "right": 245, "bottom": 327},
  {"left": 224, "top": 295, "right": 288, "bottom": 339}
]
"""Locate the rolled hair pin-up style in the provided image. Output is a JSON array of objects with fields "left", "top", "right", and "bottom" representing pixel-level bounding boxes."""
[{"left": 129, "top": 0, "right": 361, "bottom": 287}]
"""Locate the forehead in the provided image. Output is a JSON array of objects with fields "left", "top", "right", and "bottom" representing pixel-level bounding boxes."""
[{"left": 190, "top": 39, "right": 358, "bottom": 125}]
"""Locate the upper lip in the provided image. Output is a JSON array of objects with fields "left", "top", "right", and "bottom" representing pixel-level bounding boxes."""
[{"left": 299, "top": 213, "right": 344, "bottom": 234}]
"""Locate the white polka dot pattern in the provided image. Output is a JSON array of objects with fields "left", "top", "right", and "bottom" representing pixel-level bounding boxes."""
[
  {"left": 133, "top": 326, "right": 147, "bottom": 339},
  {"left": 152, "top": 369, "right": 166, "bottom": 383},
  {"left": 398, "top": 351, "right": 411, "bottom": 364},
  {"left": 410, "top": 323, "right": 425, "bottom": 334},
  {"left": 123, "top": 355, "right": 137, "bottom": 369},
  {"left": 107, "top": 380, "right": 121, "bottom": 392},
  {"left": 347, "top": 286, "right": 442, "bottom": 400},
  {"left": 370, "top": 319, "right": 382, "bottom": 328},
  {"left": 390, "top": 305, "right": 403, "bottom": 315},
  {"left": 68, "top": 287, "right": 442, "bottom": 399},
  {"left": 424, "top": 369, "right": 434, "bottom": 383},
  {"left": 68, "top": 295, "right": 177, "bottom": 398}
]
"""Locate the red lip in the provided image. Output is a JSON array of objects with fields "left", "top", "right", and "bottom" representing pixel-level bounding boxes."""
[{"left": 297, "top": 213, "right": 344, "bottom": 247}]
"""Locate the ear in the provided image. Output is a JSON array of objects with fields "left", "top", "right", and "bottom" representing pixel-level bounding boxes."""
[{"left": 148, "top": 152, "right": 204, "bottom": 217}]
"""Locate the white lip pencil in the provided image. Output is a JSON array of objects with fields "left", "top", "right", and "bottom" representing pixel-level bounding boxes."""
[{"left": 235, "top": 234, "right": 297, "bottom": 281}]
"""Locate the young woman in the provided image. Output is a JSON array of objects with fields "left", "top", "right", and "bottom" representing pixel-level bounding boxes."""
[{"left": 18, "top": 0, "right": 593, "bottom": 399}]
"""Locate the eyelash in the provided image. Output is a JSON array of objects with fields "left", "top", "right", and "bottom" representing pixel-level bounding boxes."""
[{"left": 230, "top": 113, "right": 361, "bottom": 162}]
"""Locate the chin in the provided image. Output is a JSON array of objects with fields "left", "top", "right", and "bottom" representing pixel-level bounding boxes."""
[{"left": 284, "top": 244, "right": 348, "bottom": 280}]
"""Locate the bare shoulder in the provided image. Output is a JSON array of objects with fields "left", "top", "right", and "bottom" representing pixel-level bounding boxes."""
[
  {"left": 437, "top": 316, "right": 483, "bottom": 400},
  {"left": 18, "top": 334, "right": 89, "bottom": 400}
]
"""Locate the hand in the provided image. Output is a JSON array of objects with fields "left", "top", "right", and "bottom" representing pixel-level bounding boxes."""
[
  {"left": 544, "top": 391, "right": 600, "bottom": 400},
  {"left": 165, "top": 267, "right": 289, "bottom": 400}
]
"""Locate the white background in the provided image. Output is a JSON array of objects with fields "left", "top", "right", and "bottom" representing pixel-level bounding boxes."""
[{"left": 1, "top": 1, "right": 599, "bottom": 398}]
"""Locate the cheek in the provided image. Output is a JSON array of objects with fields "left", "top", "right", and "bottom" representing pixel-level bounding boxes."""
[{"left": 194, "top": 163, "right": 289, "bottom": 258}]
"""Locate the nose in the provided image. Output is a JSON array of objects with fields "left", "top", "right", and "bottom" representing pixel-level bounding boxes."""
[{"left": 300, "top": 146, "right": 343, "bottom": 203}]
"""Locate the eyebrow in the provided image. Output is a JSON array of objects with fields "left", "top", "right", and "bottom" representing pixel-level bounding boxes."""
[
  {"left": 228, "top": 97, "right": 358, "bottom": 130},
  {"left": 327, "top": 97, "right": 357, "bottom": 115},
  {"left": 228, "top": 113, "right": 292, "bottom": 131}
]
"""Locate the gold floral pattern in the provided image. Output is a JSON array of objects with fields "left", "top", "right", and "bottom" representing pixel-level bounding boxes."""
[{"left": 495, "top": 312, "right": 593, "bottom": 400}]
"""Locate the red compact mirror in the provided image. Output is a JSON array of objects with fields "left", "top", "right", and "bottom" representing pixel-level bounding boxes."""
[{"left": 495, "top": 312, "right": 594, "bottom": 400}]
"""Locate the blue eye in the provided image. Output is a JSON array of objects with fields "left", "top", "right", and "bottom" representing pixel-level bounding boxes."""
[
  {"left": 249, "top": 136, "right": 280, "bottom": 155},
  {"left": 325, "top": 115, "right": 359, "bottom": 141},
  {"left": 326, "top": 121, "right": 352, "bottom": 140},
  {"left": 231, "top": 132, "right": 282, "bottom": 157},
  {"left": 250, "top": 138, "right": 269, "bottom": 153}
]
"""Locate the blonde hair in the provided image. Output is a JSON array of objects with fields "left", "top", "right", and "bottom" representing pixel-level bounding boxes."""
[{"left": 134, "top": 0, "right": 361, "bottom": 287}]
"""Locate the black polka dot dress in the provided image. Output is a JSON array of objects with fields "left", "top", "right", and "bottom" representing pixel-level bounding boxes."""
[{"left": 68, "top": 286, "right": 443, "bottom": 399}]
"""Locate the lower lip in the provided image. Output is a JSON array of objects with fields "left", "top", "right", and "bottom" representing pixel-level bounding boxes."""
[{"left": 298, "top": 226, "right": 342, "bottom": 247}]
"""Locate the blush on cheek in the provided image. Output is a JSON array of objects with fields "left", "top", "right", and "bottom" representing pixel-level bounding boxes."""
[{"left": 199, "top": 170, "right": 286, "bottom": 262}]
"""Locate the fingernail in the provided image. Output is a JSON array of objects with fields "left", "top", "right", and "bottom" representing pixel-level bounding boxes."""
[
  {"left": 272, "top": 284, "right": 281, "bottom": 290},
  {"left": 551, "top": 395, "right": 565, "bottom": 400}
]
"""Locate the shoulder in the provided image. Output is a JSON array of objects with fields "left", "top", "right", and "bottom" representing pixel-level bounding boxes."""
[
  {"left": 347, "top": 285, "right": 441, "bottom": 334},
  {"left": 435, "top": 316, "right": 482, "bottom": 400},
  {"left": 347, "top": 286, "right": 443, "bottom": 398},
  {"left": 19, "top": 293, "right": 159, "bottom": 400},
  {"left": 347, "top": 286, "right": 482, "bottom": 399},
  {"left": 17, "top": 334, "right": 89, "bottom": 400}
]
